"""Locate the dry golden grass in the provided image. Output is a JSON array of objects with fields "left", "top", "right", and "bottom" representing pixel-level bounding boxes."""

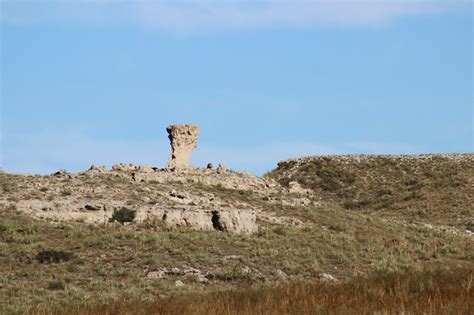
[{"left": 38, "top": 268, "right": 473, "bottom": 315}]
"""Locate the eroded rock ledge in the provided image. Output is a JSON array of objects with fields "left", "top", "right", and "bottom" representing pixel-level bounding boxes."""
[{"left": 1, "top": 124, "right": 314, "bottom": 234}]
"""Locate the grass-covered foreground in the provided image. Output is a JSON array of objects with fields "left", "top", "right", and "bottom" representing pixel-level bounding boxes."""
[
  {"left": 1, "top": 205, "right": 472, "bottom": 314},
  {"left": 44, "top": 268, "right": 474, "bottom": 315},
  {"left": 1, "top": 155, "right": 473, "bottom": 314}
]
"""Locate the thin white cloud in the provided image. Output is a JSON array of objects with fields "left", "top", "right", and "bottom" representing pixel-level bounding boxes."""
[{"left": 1, "top": 0, "right": 471, "bottom": 33}]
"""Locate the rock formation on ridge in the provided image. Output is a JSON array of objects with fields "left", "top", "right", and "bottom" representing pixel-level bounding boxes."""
[{"left": 167, "top": 124, "right": 200, "bottom": 170}]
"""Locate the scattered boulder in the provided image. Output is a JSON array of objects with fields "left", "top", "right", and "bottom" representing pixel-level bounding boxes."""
[
  {"left": 112, "top": 163, "right": 136, "bottom": 172},
  {"left": 52, "top": 169, "right": 68, "bottom": 176},
  {"left": 203, "top": 193, "right": 214, "bottom": 202},
  {"left": 318, "top": 272, "right": 337, "bottom": 282},
  {"left": 146, "top": 270, "right": 168, "bottom": 279},
  {"left": 288, "top": 181, "right": 311, "bottom": 195},
  {"left": 138, "top": 165, "right": 154, "bottom": 173},
  {"left": 169, "top": 190, "right": 190, "bottom": 200},
  {"left": 87, "top": 165, "right": 108, "bottom": 173},
  {"left": 217, "top": 164, "right": 227, "bottom": 174},
  {"left": 112, "top": 163, "right": 127, "bottom": 171},
  {"left": 183, "top": 266, "right": 208, "bottom": 283},
  {"left": 241, "top": 266, "right": 252, "bottom": 274},
  {"left": 147, "top": 267, "right": 208, "bottom": 283},
  {"left": 282, "top": 197, "right": 311, "bottom": 207},
  {"left": 84, "top": 204, "right": 101, "bottom": 211},
  {"left": 275, "top": 269, "right": 288, "bottom": 280}
]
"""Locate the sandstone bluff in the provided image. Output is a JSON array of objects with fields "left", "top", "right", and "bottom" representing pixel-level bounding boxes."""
[{"left": 2, "top": 125, "right": 310, "bottom": 234}]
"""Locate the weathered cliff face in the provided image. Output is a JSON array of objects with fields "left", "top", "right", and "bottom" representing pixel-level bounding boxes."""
[
  {"left": 2, "top": 162, "right": 311, "bottom": 234},
  {"left": 162, "top": 208, "right": 258, "bottom": 234},
  {"left": 167, "top": 124, "right": 200, "bottom": 170}
]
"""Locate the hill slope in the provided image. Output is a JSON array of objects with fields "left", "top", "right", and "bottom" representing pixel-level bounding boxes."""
[
  {"left": 0, "top": 155, "right": 473, "bottom": 313},
  {"left": 266, "top": 154, "right": 474, "bottom": 230}
]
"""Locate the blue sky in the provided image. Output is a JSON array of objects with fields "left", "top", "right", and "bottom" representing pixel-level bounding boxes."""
[{"left": 1, "top": 0, "right": 472, "bottom": 175}]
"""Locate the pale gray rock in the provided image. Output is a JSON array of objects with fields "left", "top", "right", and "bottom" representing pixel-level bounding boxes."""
[
  {"left": 161, "top": 208, "right": 257, "bottom": 234},
  {"left": 275, "top": 269, "right": 288, "bottom": 280},
  {"left": 52, "top": 169, "right": 68, "bottom": 176},
  {"left": 87, "top": 165, "right": 108, "bottom": 173},
  {"left": 318, "top": 272, "right": 337, "bottom": 282},
  {"left": 216, "top": 164, "right": 227, "bottom": 174},
  {"left": 167, "top": 124, "right": 200, "bottom": 170},
  {"left": 146, "top": 271, "right": 166, "bottom": 279},
  {"left": 288, "top": 181, "right": 311, "bottom": 195},
  {"left": 111, "top": 163, "right": 137, "bottom": 172},
  {"left": 112, "top": 163, "right": 127, "bottom": 171},
  {"left": 138, "top": 165, "right": 154, "bottom": 173}
]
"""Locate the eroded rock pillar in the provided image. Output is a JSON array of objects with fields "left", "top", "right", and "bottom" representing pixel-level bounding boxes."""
[{"left": 166, "top": 124, "right": 200, "bottom": 170}]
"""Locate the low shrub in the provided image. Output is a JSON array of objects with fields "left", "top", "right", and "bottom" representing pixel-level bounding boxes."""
[
  {"left": 47, "top": 280, "right": 65, "bottom": 291},
  {"left": 36, "top": 250, "right": 73, "bottom": 264},
  {"left": 109, "top": 207, "right": 136, "bottom": 224}
]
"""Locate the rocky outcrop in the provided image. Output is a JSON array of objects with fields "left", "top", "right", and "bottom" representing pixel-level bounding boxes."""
[
  {"left": 52, "top": 169, "right": 69, "bottom": 176},
  {"left": 112, "top": 163, "right": 137, "bottom": 172},
  {"left": 167, "top": 124, "right": 200, "bottom": 170},
  {"left": 162, "top": 208, "right": 257, "bottom": 234},
  {"left": 11, "top": 163, "right": 290, "bottom": 234},
  {"left": 138, "top": 165, "right": 154, "bottom": 173},
  {"left": 146, "top": 266, "right": 208, "bottom": 283},
  {"left": 216, "top": 164, "right": 227, "bottom": 174},
  {"left": 288, "top": 181, "right": 312, "bottom": 195},
  {"left": 87, "top": 165, "right": 109, "bottom": 173}
]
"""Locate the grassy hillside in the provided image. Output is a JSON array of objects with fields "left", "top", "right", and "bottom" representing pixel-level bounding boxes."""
[
  {"left": 1, "top": 203, "right": 472, "bottom": 313},
  {"left": 0, "top": 155, "right": 473, "bottom": 314},
  {"left": 266, "top": 154, "right": 474, "bottom": 230}
]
